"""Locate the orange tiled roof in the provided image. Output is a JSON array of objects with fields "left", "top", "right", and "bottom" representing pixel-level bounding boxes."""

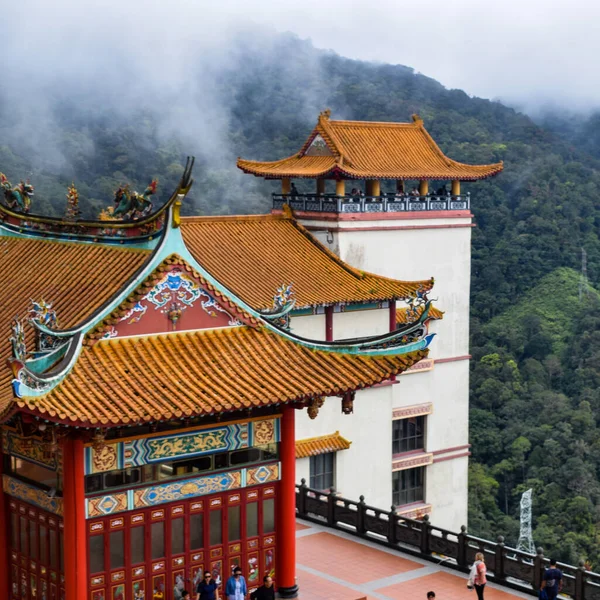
[
  {"left": 296, "top": 431, "right": 351, "bottom": 459},
  {"left": 0, "top": 237, "right": 151, "bottom": 413},
  {"left": 181, "top": 214, "right": 433, "bottom": 309},
  {"left": 237, "top": 112, "right": 503, "bottom": 181},
  {"left": 396, "top": 305, "right": 444, "bottom": 325},
  {"left": 14, "top": 327, "right": 428, "bottom": 425}
]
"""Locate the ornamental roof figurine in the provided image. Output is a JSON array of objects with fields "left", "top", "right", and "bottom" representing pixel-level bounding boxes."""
[{"left": 237, "top": 111, "right": 503, "bottom": 181}]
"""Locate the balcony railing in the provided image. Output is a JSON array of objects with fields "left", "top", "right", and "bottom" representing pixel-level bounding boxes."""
[
  {"left": 296, "top": 480, "right": 600, "bottom": 600},
  {"left": 273, "top": 193, "right": 470, "bottom": 214}
]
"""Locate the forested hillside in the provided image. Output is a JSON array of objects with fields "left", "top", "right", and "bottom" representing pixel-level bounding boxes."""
[{"left": 2, "top": 33, "right": 600, "bottom": 565}]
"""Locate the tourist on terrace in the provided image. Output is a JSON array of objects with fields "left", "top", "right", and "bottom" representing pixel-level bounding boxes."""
[
  {"left": 225, "top": 567, "right": 247, "bottom": 600},
  {"left": 250, "top": 576, "right": 275, "bottom": 600},
  {"left": 426, "top": 592, "right": 435, "bottom": 599},
  {"left": 289, "top": 182, "right": 299, "bottom": 197},
  {"left": 196, "top": 571, "right": 219, "bottom": 600},
  {"left": 436, "top": 184, "right": 448, "bottom": 196},
  {"left": 541, "top": 559, "right": 563, "bottom": 600},
  {"left": 351, "top": 187, "right": 360, "bottom": 197},
  {"left": 410, "top": 187, "right": 420, "bottom": 197},
  {"left": 467, "top": 552, "right": 487, "bottom": 600}
]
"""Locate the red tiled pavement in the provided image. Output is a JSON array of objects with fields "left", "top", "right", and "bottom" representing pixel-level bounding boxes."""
[
  {"left": 296, "top": 531, "right": 423, "bottom": 585},
  {"left": 296, "top": 522, "right": 310, "bottom": 531},
  {"left": 297, "top": 569, "right": 372, "bottom": 600},
  {"left": 379, "top": 570, "right": 524, "bottom": 599},
  {"left": 295, "top": 521, "right": 527, "bottom": 600}
]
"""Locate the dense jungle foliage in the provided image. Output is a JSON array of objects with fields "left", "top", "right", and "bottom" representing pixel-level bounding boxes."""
[{"left": 2, "top": 33, "right": 600, "bottom": 566}]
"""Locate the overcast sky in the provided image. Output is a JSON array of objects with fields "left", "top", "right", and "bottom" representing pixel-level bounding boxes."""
[
  {"left": 5, "top": 0, "right": 600, "bottom": 116},
  {"left": 244, "top": 0, "right": 600, "bottom": 113}
]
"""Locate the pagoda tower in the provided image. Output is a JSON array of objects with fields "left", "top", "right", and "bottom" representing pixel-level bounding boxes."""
[{"left": 238, "top": 111, "right": 503, "bottom": 530}]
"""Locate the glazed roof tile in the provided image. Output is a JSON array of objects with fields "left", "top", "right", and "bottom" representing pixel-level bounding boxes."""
[
  {"left": 0, "top": 237, "right": 150, "bottom": 413},
  {"left": 15, "top": 327, "right": 428, "bottom": 426},
  {"left": 181, "top": 214, "right": 433, "bottom": 309},
  {"left": 296, "top": 431, "right": 351, "bottom": 459},
  {"left": 237, "top": 112, "right": 503, "bottom": 181}
]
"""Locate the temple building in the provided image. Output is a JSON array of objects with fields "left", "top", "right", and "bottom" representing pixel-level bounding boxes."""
[
  {"left": 238, "top": 110, "right": 502, "bottom": 528},
  {"left": 0, "top": 158, "right": 438, "bottom": 600}
]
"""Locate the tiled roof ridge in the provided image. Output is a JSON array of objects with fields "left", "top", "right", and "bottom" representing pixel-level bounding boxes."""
[
  {"left": 181, "top": 213, "right": 284, "bottom": 224},
  {"left": 0, "top": 234, "right": 152, "bottom": 254},
  {"left": 87, "top": 253, "right": 258, "bottom": 344},
  {"left": 296, "top": 430, "right": 351, "bottom": 445}
]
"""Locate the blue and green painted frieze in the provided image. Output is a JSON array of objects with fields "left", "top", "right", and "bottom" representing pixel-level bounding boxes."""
[
  {"left": 84, "top": 417, "right": 280, "bottom": 475},
  {"left": 85, "top": 462, "right": 280, "bottom": 518}
]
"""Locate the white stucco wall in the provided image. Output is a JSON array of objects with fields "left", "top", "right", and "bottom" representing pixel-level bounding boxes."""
[
  {"left": 290, "top": 308, "right": 389, "bottom": 341},
  {"left": 425, "top": 456, "right": 469, "bottom": 530},
  {"left": 295, "top": 385, "right": 393, "bottom": 508},
  {"left": 297, "top": 214, "right": 473, "bottom": 532}
]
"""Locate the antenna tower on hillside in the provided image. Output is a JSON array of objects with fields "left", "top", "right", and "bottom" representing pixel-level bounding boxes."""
[
  {"left": 516, "top": 489, "right": 535, "bottom": 554},
  {"left": 579, "top": 248, "right": 590, "bottom": 301}
]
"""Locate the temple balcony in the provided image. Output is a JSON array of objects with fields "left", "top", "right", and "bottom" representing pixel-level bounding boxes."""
[{"left": 272, "top": 192, "right": 471, "bottom": 214}]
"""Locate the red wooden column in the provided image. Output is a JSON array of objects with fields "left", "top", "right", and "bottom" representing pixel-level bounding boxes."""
[
  {"left": 276, "top": 405, "right": 299, "bottom": 598},
  {"left": 62, "top": 435, "right": 87, "bottom": 600},
  {"left": 325, "top": 306, "right": 334, "bottom": 342},
  {"left": 0, "top": 441, "right": 10, "bottom": 599},
  {"left": 389, "top": 301, "right": 398, "bottom": 382}
]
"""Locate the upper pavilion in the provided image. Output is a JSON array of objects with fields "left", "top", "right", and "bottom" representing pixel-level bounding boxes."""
[{"left": 237, "top": 110, "right": 503, "bottom": 214}]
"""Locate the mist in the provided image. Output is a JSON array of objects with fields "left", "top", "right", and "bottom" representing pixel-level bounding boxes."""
[{"left": 2, "top": 0, "right": 599, "bottom": 217}]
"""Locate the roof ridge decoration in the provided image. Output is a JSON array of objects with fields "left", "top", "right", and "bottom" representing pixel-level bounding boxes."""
[
  {"left": 0, "top": 156, "right": 195, "bottom": 246},
  {"left": 237, "top": 112, "right": 503, "bottom": 181}
]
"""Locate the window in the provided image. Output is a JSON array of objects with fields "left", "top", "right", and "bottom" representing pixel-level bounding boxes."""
[
  {"left": 263, "top": 499, "right": 275, "bottom": 534},
  {"left": 89, "top": 535, "right": 105, "bottom": 573},
  {"left": 10, "top": 457, "right": 59, "bottom": 490},
  {"left": 189, "top": 514, "right": 204, "bottom": 550},
  {"left": 309, "top": 453, "right": 335, "bottom": 490},
  {"left": 392, "top": 467, "right": 424, "bottom": 506},
  {"left": 84, "top": 444, "right": 280, "bottom": 495},
  {"left": 110, "top": 530, "right": 125, "bottom": 569},
  {"left": 392, "top": 416, "right": 425, "bottom": 454},
  {"left": 151, "top": 522, "right": 165, "bottom": 560},
  {"left": 131, "top": 526, "right": 145, "bottom": 564}
]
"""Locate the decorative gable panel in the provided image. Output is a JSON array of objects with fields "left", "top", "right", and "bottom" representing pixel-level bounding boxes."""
[{"left": 304, "top": 135, "right": 333, "bottom": 157}]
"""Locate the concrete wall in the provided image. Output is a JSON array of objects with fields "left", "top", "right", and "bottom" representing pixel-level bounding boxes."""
[
  {"left": 295, "top": 213, "right": 473, "bottom": 532},
  {"left": 294, "top": 385, "right": 394, "bottom": 509}
]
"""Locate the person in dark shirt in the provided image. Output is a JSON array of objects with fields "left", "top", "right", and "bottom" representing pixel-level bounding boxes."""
[
  {"left": 250, "top": 576, "right": 275, "bottom": 600},
  {"left": 541, "top": 558, "right": 563, "bottom": 600},
  {"left": 196, "top": 571, "right": 220, "bottom": 600},
  {"left": 289, "top": 183, "right": 299, "bottom": 197}
]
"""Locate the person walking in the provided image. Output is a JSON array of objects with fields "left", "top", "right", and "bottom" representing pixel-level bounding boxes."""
[
  {"left": 225, "top": 567, "right": 247, "bottom": 600},
  {"left": 541, "top": 559, "right": 563, "bottom": 600},
  {"left": 426, "top": 593, "right": 436, "bottom": 600},
  {"left": 196, "top": 571, "right": 219, "bottom": 600},
  {"left": 467, "top": 552, "right": 487, "bottom": 600},
  {"left": 250, "top": 576, "right": 275, "bottom": 600}
]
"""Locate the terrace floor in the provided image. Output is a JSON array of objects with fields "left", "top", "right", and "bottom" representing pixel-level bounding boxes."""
[{"left": 295, "top": 519, "right": 532, "bottom": 600}]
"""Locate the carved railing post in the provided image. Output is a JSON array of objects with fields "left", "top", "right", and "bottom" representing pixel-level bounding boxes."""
[
  {"left": 357, "top": 495, "right": 366, "bottom": 536},
  {"left": 534, "top": 547, "right": 544, "bottom": 590},
  {"left": 495, "top": 536, "right": 506, "bottom": 580},
  {"left": 420, "top": 514, "right": 431, "bottom": 555},
  {"left": 327, "top": 487, "right": 336, "bottom": 526},
  {"left": 387, "top": 506, "right": 397, "bottom": 545},
  {"left": 575, "top": 560, "right": 586, "bottom": 600},
  {"left": 298, "top": 478, "right": 307, "bottom": 518},
  {"left": 457, "top": 525, "right": 468, "bottom": 569}
]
